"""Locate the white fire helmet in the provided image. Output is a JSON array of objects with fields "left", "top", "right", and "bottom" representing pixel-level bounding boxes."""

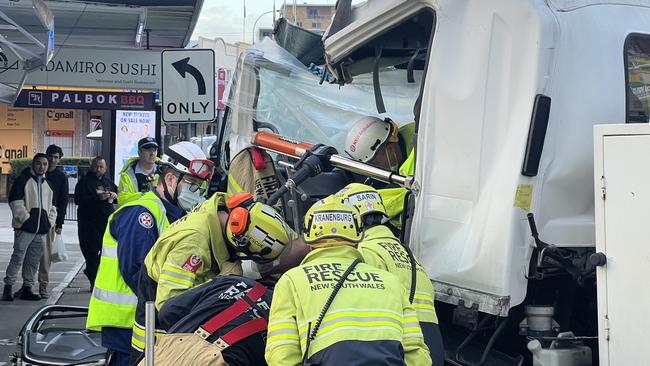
[
  {"left": 160, "top": 141, "right": 215, "bottom": 181},
  {"left": 345, "top": 116, "right": 398, "bottom": 163}
]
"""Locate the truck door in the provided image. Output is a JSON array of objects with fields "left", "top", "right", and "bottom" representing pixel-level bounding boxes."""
[{"left": 594, "top": 124, "right": 650, "bottom": 366}]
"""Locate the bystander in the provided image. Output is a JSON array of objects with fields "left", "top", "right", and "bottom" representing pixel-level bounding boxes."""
[
  {"left": 74, "top": 156, "right": 117, "bottom": 287},
  {"left": 2, "top": 153, "right": 58, "bottom": 301},
  {"left": 117, "top": 137, "right": 159, "bottom": 206},
  {"left": 37, "top": 144, "right": 68, "bottom": 299}
]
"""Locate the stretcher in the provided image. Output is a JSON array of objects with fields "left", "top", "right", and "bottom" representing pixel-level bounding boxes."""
[{"left": 11, "top": 305, "right": 106, "bottom": 366}]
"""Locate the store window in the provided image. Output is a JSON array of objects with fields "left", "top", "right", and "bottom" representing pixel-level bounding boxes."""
[
  {"left": 44, "top": 135, "right": 73, "bottom": 157},
  {"left": 625, "top": 34, "right": 650, "bottom": 122}
]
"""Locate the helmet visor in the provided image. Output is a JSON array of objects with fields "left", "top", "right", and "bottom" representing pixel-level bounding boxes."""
[{"left": 188, "top": 159, "right": 215, "bottom": 180}]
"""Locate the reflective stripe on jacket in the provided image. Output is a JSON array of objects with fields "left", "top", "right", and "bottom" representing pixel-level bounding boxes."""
[
  {"left": 86, "top": 192, "right": 168, "bottom": 331},
  {"left": 358, "top": 225, "right": 438, "bottom": 326},
  {"left": 144, "top": 192, "right": 242, "bottom": 310},
  {"left": 265, "top": 245, "right": 431, "bottom": 366}
]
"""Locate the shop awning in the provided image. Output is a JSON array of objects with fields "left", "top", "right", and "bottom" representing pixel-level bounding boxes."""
[
  {"left": 0, "top": 0, "right": 202, "bottom": 50},
  {"left": 0, "top": 0, "right": 202, "bottom": 102}
]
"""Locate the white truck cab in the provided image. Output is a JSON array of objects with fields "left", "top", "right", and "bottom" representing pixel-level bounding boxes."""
[
  {"left": 221, "top": 0, "right": 650, "bottom": 364},
  {"left": 320, "top": 0, "right": 650, "bottom": 364}
]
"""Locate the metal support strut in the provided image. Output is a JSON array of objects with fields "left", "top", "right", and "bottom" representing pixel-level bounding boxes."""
[{"left": 251, "top": 131, "right": 413, "bottom": 194}]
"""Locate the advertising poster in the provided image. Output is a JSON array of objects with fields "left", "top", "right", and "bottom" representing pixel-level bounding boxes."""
[
  {"left": 0, "top": 104, "right": 33, "bottom": 174},
  {"left": 0, "top": 130, "right": 33, "bottom": 174},
  {"left": 0, "top": 104, "right": 33, "bottom": 129},
  {"left": 46, "top": 109, "right": 76, "bottom": 131},
  {"left": 62, "top": 165, "right": 78, "bottom": 194},
  {"left": 113, "top": 110, "right": 156, "bottom": 182}
]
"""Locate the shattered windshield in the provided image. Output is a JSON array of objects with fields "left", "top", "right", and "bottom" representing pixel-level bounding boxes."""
[{"left": 225, "top": 38, "right": 421, "bottom": 159}]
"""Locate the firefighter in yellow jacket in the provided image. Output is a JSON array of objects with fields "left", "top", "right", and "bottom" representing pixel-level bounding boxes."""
[
  {"left": 336, "top": 183, "right": 445, "bottom": 366},
  {"left": 131, "top": 191, "right": 294, "bottom": 363},
  {"left": 265, "top": 200, "right": 431, "bottom": 366}
]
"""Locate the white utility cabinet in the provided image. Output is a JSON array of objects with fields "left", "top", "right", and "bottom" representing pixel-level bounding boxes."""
[{"left": 594, "top": 123, "right": 650, "bottom": 366}]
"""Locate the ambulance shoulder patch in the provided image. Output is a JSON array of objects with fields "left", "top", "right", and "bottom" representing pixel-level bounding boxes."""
[
  {"left": 182, "top": 254, "right": 203, "bottom": 273},
  {"left": 138, "top": 212, "right": 154, "bottom": 229}
]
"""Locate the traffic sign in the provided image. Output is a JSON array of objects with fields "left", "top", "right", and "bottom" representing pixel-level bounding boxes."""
[{"left": 162, "top": 49, "right": 215, "bottom": 123}]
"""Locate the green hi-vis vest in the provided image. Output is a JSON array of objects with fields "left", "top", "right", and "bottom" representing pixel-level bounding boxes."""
[
  {"left": 397, "top": 121, "right": 416, "bottom": 176},
  {"left": 117, "top": 157, "right": 141, "bottom": 207},
  {"left": 86, "top": 192, "right": 168, "bottom": 331},
  {"left": 379, "top": 187, "right": 410, "bottom": 231},
  {"left": 117, "top": 157, "right": 161, "bottom": 207},
  {"left": 378, "top": 123, "right": 416, "bottom": 230},
  {"left": 399, "top": 150, "right": 415, "bottom": 176}
]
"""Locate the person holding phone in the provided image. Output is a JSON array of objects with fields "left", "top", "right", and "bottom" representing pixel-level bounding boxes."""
[{"left": 74, "top": 156, "right": 117, "bottom": 287}]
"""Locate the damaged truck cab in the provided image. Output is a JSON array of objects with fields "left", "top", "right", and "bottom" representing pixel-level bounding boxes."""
[
  {"left": 321, "top": 0, "right": 650, "bottom": 364},
  {"left": 220, "top": 0, "right": 650, "bottom": 364}
]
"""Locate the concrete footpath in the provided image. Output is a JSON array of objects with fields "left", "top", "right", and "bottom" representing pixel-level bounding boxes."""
[{"left": 0, "top": 203, "right": 92, "bottom": 365}]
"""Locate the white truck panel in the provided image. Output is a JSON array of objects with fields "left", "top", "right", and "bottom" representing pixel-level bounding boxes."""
[
  {"left": 411, "top": 1, "right": 650, "bottom": 315},
  {"left": 594, "top": 123, "right": 650, "bottom": 366}
]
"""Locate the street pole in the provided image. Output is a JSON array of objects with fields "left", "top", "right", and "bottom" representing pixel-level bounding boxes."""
[
  {"left": 144, "top": 301, "right": 155, "bottom": 366},
  {"left": 253, "top": 10, "right": 277, "bottom": 44}
]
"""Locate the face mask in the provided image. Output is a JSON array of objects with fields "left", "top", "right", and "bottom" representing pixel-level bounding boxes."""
[{"left": 177, "top": 184, "right": 203, "bottom": 212}]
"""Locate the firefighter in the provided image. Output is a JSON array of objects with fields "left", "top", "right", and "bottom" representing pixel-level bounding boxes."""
[
  {"left": 336, "top": 183, "right": 445, "bottom": 366},
  {"left": 344, "top": 116, "right": 415, "bottom": 233},
  {"left": 131, "top": 191, "right": 293, "bottom": 362},
  {"left": 150, "top": 275, "right": 274, "bottom": 366},
  {"left": 117, "top": 137, "right": 161, "bottom": 206},
  {"left": 344, "top": 115, "right": 418, "bottom": 174},
  {"left": 86, "top": 141, "right": 214, "bottom": 366},
  {"left": 265, "top": 200, "right": 432, "bottom": 366}
]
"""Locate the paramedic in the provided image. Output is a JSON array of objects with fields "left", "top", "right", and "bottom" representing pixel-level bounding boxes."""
[{"left": 86, "top": 141, "right": 214, "bottom": 366}]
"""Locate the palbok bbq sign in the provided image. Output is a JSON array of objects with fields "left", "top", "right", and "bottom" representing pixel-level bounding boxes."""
[{"left": 15, "top": 90, "right": 155, "bottom": 110}]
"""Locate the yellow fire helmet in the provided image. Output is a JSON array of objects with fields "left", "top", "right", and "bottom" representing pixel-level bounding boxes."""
[
  {"left": 226, "top": 192, "right": 292, "bottom": 263},
  {"left": 303, "top": 200, "right": 363, "bottom": 246},
  {"left": 336, "top": 183, "right": 388, "bottom": 219},
  {"left": 310, "top": 194, "right": 346, "bottom": 209}
]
